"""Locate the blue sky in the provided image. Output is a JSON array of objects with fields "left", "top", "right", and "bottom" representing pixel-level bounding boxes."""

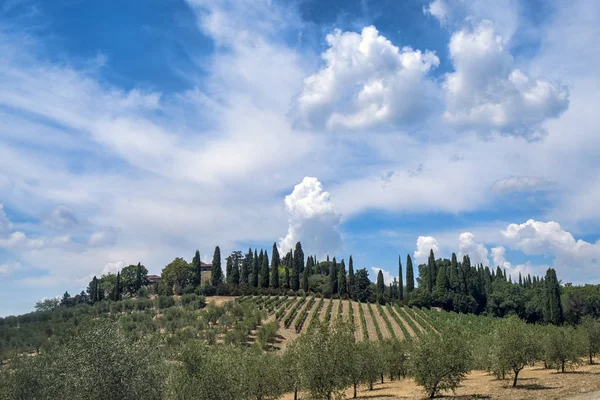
[{"left": 1, "top": 0, "right": 600, "bottom": 316}]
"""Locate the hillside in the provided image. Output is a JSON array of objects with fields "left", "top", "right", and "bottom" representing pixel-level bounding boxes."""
[{"left": 239, "top": 294, "right": 443, "bottom": 348}]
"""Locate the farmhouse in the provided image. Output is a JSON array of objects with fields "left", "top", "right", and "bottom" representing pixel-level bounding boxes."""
[{"left": 145, "top": 262, "right": 213, "bottom": 288}]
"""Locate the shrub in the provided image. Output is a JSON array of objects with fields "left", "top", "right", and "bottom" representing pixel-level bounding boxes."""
[
  {"left": 181, "top": 293, "right": 197, "bottom": 305},
  {"left": 136, "top": 286, "right": 149, "bottom": 298},
  {"left": 156, "top": 295, "right": 175, "bottom": 310}
]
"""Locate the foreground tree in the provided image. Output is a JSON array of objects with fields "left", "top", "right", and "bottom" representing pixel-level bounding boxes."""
[
  {"left": 490, "top": 316, "right": 539, "bottom": 387},
  {"left": 410, "top": 322, "right": 472, "bottom": 398},
  {"left": 2, "top": 320, "right": 163, "bottom": 400},
  {"left": 295, "top": 320, "right": 354, "bottom": 399},
  {"left": 544, "top": 325, "right": 584, "bottom": 373},
  {"left": 580, "top": 316, "right": 600, "bottom": 364}
]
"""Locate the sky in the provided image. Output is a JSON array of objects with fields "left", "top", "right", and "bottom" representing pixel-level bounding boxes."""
[{"left": 1, "top": 0, "right": 600, "bottom": 316}]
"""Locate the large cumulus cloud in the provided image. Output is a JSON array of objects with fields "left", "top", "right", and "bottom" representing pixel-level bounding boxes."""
[{"left": 279, "top": 177, "right": 342, "bottom": 256}]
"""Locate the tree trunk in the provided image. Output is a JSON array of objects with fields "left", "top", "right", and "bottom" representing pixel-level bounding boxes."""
[
  {"left": 512, "top": 369, "right": 519, "bottom": 387},
  {"left": 294, "top": 388, "right": 298, "bottom": 400},
  {"left": 369, "top": 381, "right": 373, "bottom": 391},
  {"left": 561, "top": 361, "right": 565, "bottom": 373},
  {"left": 590, "top": 352, "right": 594, "bottom": 365},
  {"left": 353, "top": 383, "right": 357, "bottom": 398},
  {"left": 381, "top": 373, "right": 384, "bottom": 384}
]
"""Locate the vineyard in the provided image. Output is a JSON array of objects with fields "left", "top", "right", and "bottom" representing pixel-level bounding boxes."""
[{"left": 237, "top": 294, "right": 443, "bottom": 347}]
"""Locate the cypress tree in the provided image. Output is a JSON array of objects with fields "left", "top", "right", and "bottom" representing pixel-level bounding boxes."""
[
  {"left": 449, "top": 253, "right": 459, "bottom": 290},
  {"left": 338, "top": 259, "right": 348, "bottom": 296},
  {"left": 427, "top": 249, "right": 436, "bottom": 292},
  {"left": 435, "top": 266, "right": 449, "bottom": 301},
  {"left": 376, "top": 270, "right": 385, "bottom": 295},
  {"left": 260, "top": 252, "right": 270, "bottom": 289},
  {"left": 270, "top": 246, "right": 280, "bottom": 289},
  {"left": 135, "top": 262, "right": 144, "bottom": 292},
  {"left": 518, "top": 272, "right": 522, "bottom": 286},
  {"left": 544, "top": 268, "right": 564, "bottom": 325},
  {"left": 89, "top": 276, "right": 98, "bottom": 303},
  {"left": 301, "top": 269, "right": 309, "bottom": 292},
  {"left": 225, "top": 256, "right": 233, "bottom": 284},
  {"left": 398, "top": 256, "right": 404, "bottom": 301},
  {"left": 241, "top": 248, "right": 252, "bottom": 285},
  {"left": 192, "top": 250, "right": 202, "bottom": 287},
  {"left": 284, "top": 265, "right": 290, "bottom": 290},
  {"left": 251, "top": 249, "right": 259, "bottom": 287},
  {"left": 211, "top": 246, "right": 223, "bottom": 286},
  {"left": 330, "top": 257, "right": 338, "bottom": 294},
  {"left": 461, "top": 255, "right": 471, "bottom": 294},
  {"left": 294, "top": 241, "right": 305, "bottom": 275},
  {"left": 231, "top": 253, "right": 240, "bottom": 286},
  {"left": 348, "top": 255, "right": 356, "bottom": 299},
  {"left": 406, "top": 254, "right": 415, "bottom": 294}
]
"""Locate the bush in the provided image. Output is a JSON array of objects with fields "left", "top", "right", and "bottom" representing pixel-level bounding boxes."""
[
  {"left": 135, "top": 298, "right": 153, "bottom": 311},
  {"left": 136, "top": 286, "right": 149, "bottom": 298},
  {"left": 257, "top": 322, "right": 279, "bottom": 350},
  {"left": 181, "top": 293, "right": 197, "bottom": 305},
  {"left": 156, "top": 295, "right": 175, "bottom": 310}
]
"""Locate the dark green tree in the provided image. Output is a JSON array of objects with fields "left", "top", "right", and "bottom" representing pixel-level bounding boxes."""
[
  {"left": 87, "top": 276, "right": 98, "bottom": 303},
  {"left": 406, "top": 255, "right": 415, "bottom": 294},
  {"left": 348, "top": 256, "right": 356, "bottom": 299},
  {"left": 427, "top": 249, "right": 436, "bottom": 292},
  {"left": 192, "top": 250, "right": 202, "bottom": 287},
  {"left": 398, "top": 256, "right": 404, "bottom": 301},
  {"left": 301, "top": 269, "right": 309, "bottom": 292},
  {"left": 330, "top": 257, "right": 338, "bottom": 295},
  {"left": 260, "top": 251, "right": 270, "bottom": 289},
  {"left": 544, "top": 268, "right": 564, "bottom": 325},
  {"left": 376, "top": 270, "right": 385, "bottom": 304},
  {"left": 271, "top": 243, "right": 280, "bottom": 288},
  {"left": 449, "top": 253, "right": 459, "bottom": 291},
  {"left": 113, "top": 272, "right": 121, "bottom": 301},
  {"left": 241, "top": 248, "right": 252, "bottom": 285},
  {"left": 211, "top": 246, "right": 223, "bottom": 286},
  {"left": 251, "top": 249, "right": 259, "bottom": 288},
  {"left": 230, "top": 251, "right": 241, "bottom": 286},
  {"left": 225, "top": 256, "right": 233, "bottom": 284},
  {"left": 338, "top": 259, "right": 348, "bottom": 297}
]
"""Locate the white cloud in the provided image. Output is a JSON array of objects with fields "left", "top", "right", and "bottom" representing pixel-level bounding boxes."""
[
  {"left": 443, "top": 21, "right": 569, "bottom": 139},
  {"left": 279, "top": 177, "right": 342, "bottom": 256},
  {"left": 458, "top": 232, "right": 489, "bottom": 265},
  {"left": 88, "top": 228, "right": 118, "bottom": 247},
  {"left": 414, "top": 236, "right": 439, "bottom": 263},
  {"left": 42, "top": 205, "right": 81, "bottom": 232},
  {"left": 101, "top": 260, "right": 127, "bottom": 275},
  {"left": 0, "top": 261, "right": 21, "bottom": 276},
  {"left": 491, "top": 176, "right": 553, "bottom": 193},
  {"left": 0, "top": 204, "right": 12, "bottom": 235},
  {"left": 423, "top": 0, "right": 452, "bottom": 25},
  {"left": 294, "top": 26, "right": 440, "bottom": 131},
  {"left": 491, "top": 245, "right": 511, "bottom": 269}
]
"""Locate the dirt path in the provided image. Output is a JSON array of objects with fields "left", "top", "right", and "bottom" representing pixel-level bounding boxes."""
[
  {"left": 331, "top": 299, "right": 341, "bottom": 322},
  {"left": 360, "top": 302, "right": 379, "bottom": 341},
  {"left": 320, "top": 298, "right": 333, "bottom": 323},
  {"left": 381, "top": 304, "right": 405, "bottom": 340},
  {"left": 282, "top": 359, "right": 600, "bottom": 399},
  {"left": 390, "top": 305, "right": 417, "bottom": 338}
]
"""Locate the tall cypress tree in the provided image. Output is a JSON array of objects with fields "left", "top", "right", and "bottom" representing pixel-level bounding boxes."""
[
  {"left": 89, "top": 276, "right": 98, "bottom": 303},
  {"left": 211, "top": 246, "right": 223, "bottom": 286},
  {"left": 338, "top": 259, "right": 348, "bottom": 297},
  {"left": 251, "top": 249, "right": 259, "bottom": 288},
  {"left": 306, "top": 256, "right": 314, "bottom": 276},
  {"left": 449, "top": 253, "right": 459, "bottom": 291},
  {"left": 329, "top": 257, "right": 338, "bottom": 294},
  {"left": 192, "top": 250, "right": 202, "bottom": 287},
  {"left": 290, "top": 248, "right": 300, "bottom": 291},
  {"left": 231, "top": 252, "right": 240, "bottom": 286},
  {"left": 427, "top": 249, "right": 436, "bottom": 292},
  {"left": 294, "top": 242, "right": 305, "bottom": 276},
  {"left": 301, "top": 269, "right": 309, "bottom": 292},
  {"left": 544, "top": 268, "right": 564, "bottom": 325},
  {"left": 348, "top": 255, "right": 356, "bottom": 299},
  {"left": 406, "top": 254, "right": 415, "bottom": 294},
  {"left": 260, "top": 252, "right": 270, "bottom": 289},
  {"left": 241, "top": 248, "right": 252, "bottom": 285},
  {"left": 376, "top": 270, "right": 385, "bottom": 296},
  {"left": 225, "top": 256, "right": 233, "bottom": 284},
  {"left": 398, "top": 256, "right": 404, "bottom": 301},
  {"left": 434, "top": 265, "right": 449, "bottom": 301},
  {"left": 270, "top": 244, "right": 280, "bottom": 289},
  {"left": 284, "top": 265, "right": 290, "bottom": 290}
]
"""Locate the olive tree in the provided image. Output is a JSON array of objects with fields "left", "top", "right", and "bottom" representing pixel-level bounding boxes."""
[
  {"left": 295, "top": 319, "right": 354, "bottom": 399},
  {"left": 490, "top": 316, "right": 539, "bottom": 387},
  {"left": 409, "top": 322, "right": 472, "bottom": 399},
  {"left": 544, "top": 325, "right": 584, "bottom": 373},
  {"left": 580, "top": 316, "right": 600, "bottom": 365}
]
